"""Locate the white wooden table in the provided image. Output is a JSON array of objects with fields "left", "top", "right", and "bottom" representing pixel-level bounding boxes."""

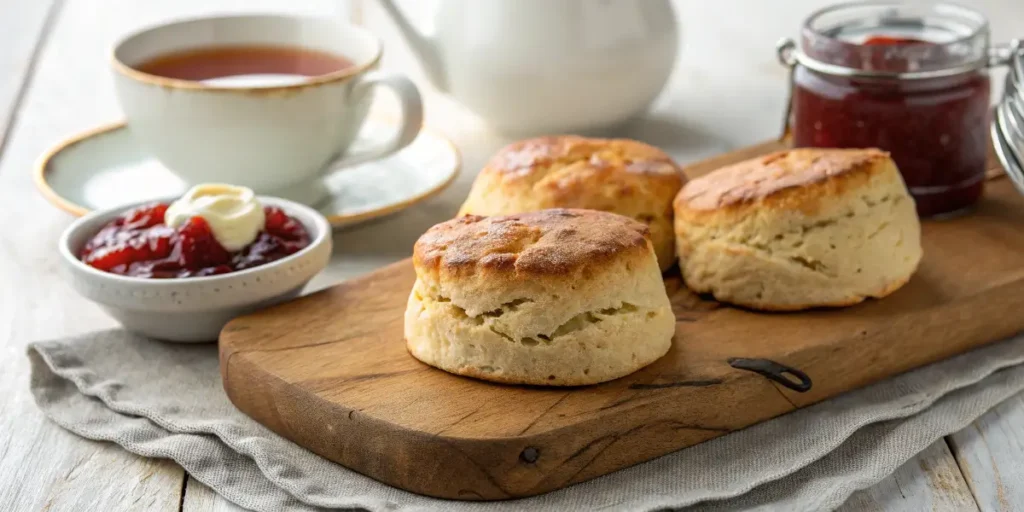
[{"left": 1, "top": 0, "right": 1021, "bottom": 510}]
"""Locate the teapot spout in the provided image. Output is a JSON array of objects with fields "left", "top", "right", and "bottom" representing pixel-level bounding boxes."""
[{"left": 375, "top": 0, "right": 449, "bottom": 93}]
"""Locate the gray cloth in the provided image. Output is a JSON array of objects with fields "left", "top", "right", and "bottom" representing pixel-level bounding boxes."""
[{"left": 27, "top": 330, "right": 1024, "bottom": 512}]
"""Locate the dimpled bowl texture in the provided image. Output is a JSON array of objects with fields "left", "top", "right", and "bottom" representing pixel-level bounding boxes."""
[{"left": 59, "top": 196, "right": 332, "bottom": 342}]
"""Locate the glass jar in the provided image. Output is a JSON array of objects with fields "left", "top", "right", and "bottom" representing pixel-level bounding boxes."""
[{"left": 778, "top": 3, "right": 1015, "bottom": 217}]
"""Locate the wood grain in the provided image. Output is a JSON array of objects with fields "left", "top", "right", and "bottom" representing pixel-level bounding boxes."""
[
  {"left": 948, "top": 393, "right": 1024, "bottom": 512},
  {"left": 24, "top": 448, "right": 185, "bottom": 512},
  {"left": 839, "top": 440, "right": 979, "bottom": 512},
  {"left": 220, "top": 142, "right": 1024, "bottom": 500}
]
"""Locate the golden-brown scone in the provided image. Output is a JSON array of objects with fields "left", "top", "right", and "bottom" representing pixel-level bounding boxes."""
[
  {"left": 673, "top": 148, "right": 922, "bottom": 311},
  {"left": 458, "top": 136, "right": 685, "bottom": 272},
  {"left": 405, "top": 209, "right": 675, "bottom": 386}
]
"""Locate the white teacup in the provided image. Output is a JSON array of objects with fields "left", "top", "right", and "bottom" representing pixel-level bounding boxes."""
[{"left": 111, "top": 15, "right": 423, "bottom": 205}]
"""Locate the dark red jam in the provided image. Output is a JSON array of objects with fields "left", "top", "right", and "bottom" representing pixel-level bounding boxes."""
[
  {"left": 80, "top": 203, "right": 310, "bottom": 278},
  {"left": 860, "top": 36, "right": 929, "bottom": 46},
  {"left": 792, "top": 36, "right": 991, "bottom": 217}
]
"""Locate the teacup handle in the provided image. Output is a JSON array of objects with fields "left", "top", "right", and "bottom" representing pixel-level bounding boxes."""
[{"left": 325, "top": 71, "right": 424, "bottom": 171}]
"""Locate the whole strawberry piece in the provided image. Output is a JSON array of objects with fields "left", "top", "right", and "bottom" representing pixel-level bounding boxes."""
[
  {"left": 83, "top": 225, "right": 175, "bottom": 274},
  {"left": 263, "top": 206, "right": 309, "bottom": 243},
  {"left": 121, "top": 202, "right": 170, "bottom": 230},
  {"left": 177, "top": 217, "right": 231, "bottom": 270}
]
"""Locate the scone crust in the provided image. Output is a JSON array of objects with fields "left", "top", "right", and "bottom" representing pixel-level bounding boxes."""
[
  {"left": 458, "top": 136, "right": 685, "bottom": 271},
  {"left": 675, "top": 148, "right": 893, "bottom": 215},
  {"left": 407, "top": 209, "right": 675, "bottom": 386},
  {"left": 414, "top": 209, "right": 651, "bottom": 284},
  {"left": 674, "top": 148, "right": 922, "bottom": 311}
]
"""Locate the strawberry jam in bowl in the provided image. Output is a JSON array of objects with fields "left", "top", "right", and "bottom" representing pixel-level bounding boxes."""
[
  {"left": 60, "top": 185, "right": 332, "bottom": 343},
  {"left": 80, "top": 199, "right": 310, "bottom": 278}
]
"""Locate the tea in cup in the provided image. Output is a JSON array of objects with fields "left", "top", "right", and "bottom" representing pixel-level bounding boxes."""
[{"left": 112, "top": 14, "right": 423, "bottom": 205}]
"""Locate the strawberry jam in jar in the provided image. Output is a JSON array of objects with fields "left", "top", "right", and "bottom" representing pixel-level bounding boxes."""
[{"left": 779, "top": 3, "right": 1004, "bottom": 217}]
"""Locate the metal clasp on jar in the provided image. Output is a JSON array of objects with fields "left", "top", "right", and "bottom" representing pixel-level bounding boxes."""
[
  {"left": 988, "top": 39, "right": 1023, "bottom": 71},
  {"left": 992, "top": 40, "right": 1024, "bottom": 196}
]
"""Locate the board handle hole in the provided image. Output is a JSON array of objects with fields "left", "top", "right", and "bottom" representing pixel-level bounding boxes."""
[{"left": 727, "top": 357, "right": 813, "bottom": 393}]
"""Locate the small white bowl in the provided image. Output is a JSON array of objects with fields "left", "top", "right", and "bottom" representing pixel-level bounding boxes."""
[{"left": 59, "top": 197, "right": 332, "bottom": 342}]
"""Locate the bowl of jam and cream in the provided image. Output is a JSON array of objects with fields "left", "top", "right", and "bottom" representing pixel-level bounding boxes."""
[
  {"left": 59, "top": 184, "right": 332, "bottom": 342},
  {"left": 79, "top": 184, "right": 312, "bottom": 278},
  {"left": 779, "top": 2, "right": 1022, "bottom": 217}
]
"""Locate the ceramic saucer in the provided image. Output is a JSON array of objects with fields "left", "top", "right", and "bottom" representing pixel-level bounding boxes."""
[{"left": 35, "top": 117, "right": 460, "bottom": 228}]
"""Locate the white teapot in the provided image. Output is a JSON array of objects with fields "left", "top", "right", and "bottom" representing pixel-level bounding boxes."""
[{"left": 377, "top": 0, "right": 679, "bottom": 134}]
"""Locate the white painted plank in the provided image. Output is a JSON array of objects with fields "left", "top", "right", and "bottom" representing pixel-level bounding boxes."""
[
  {"left": 0, "top": 0, "right": 55, "bottom": 150},
  {"left": 20, "top": 448, "right": 185, "bottom": 512},
  {"left": 948, "top": 393, "right": 1024, "bottom": 512},
  {"left": 0, "top": 0, "right": 190, "bottom": 505},
  {"left": 0, "top": 0, "right": 350, "bottom": 511},
  {"left": 182, "top": 479, "right": 250, "bottom": 512},
  {"left": 0, "top": 0, "right": 187, "bottom": 508},
  {"left": 838, "top": 440, "right": 978, "bottom": 512}
]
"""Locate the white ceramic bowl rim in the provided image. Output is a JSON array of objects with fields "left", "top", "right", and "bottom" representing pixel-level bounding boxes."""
[{"left": 59, "top": 195, "right": 332, "bottom": 285}]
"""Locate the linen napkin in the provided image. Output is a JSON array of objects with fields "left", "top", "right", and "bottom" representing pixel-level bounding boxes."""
[{"left": 28, "top": 329, "right": 1024, "bottom": 512}]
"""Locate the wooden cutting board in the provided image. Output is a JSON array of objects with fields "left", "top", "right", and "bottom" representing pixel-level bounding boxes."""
[{"left": 220, "top": 141, "right": 1024, "bottom": 500}]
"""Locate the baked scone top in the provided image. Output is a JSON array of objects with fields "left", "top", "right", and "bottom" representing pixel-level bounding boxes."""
[
  {"left": 676, "top": 148, "right": 895, "bottom": 213},
  {"left": 487, "top": 136, "right": 680, "bottom": 177},
  {"left": 459, "top": 136, "right": 684, "bottom": 215},
  {"left": 414, "top": 209, "right": 651, "bottom": 281}
]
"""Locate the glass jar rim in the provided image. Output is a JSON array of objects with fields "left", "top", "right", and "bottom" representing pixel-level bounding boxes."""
[
  {"left": 787, "top": 1, "right": 992, "bottom": 80},
  {"left": 802, "top": 1, "right": 989, "bottom": 50}
]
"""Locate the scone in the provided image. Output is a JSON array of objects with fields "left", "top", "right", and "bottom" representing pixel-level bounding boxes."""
[
  {"left": 458, "top": 136, "right": 685, "bottom": 272},
  {"left": 405, "top": 209, "right": 675, "bottom": 386},
  {"left": 673, "top": 148, "right": 922, "bottom": 311}
]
